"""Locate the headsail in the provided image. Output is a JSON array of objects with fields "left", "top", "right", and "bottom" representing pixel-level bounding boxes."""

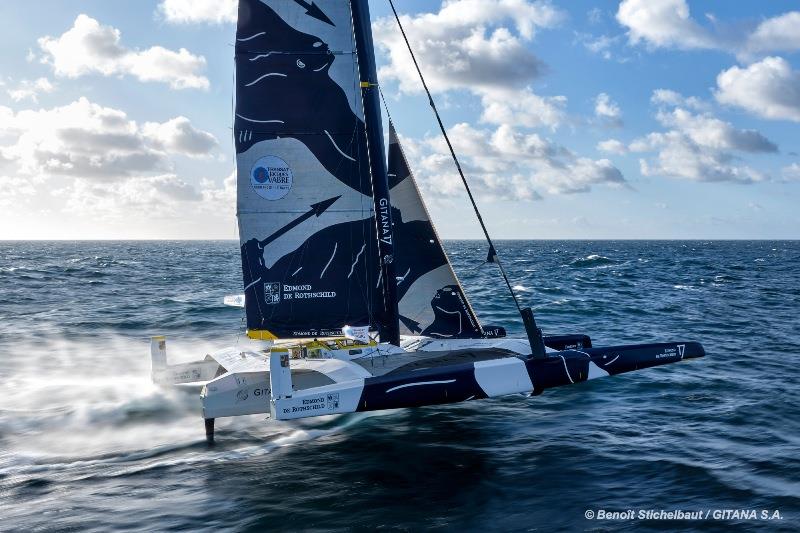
[
  {"left": 235, "top": 0, "right": 389, "bottom": 339},
  {"left": 388, "top": 123, "right": 485, "bottom": 338}
]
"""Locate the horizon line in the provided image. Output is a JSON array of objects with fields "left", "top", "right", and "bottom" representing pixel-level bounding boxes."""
[{"left": 1, "top": 238, "right": 798, "bottom": 242}]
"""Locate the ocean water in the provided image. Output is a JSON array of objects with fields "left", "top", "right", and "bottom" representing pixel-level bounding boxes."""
[{"left": 0, "top": 240, "right": 798, "bottom": 532}]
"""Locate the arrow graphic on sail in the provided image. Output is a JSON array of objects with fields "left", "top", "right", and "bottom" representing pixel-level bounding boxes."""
[
  {"left": 292, "top": 0, "right": 335, "bottom": 26},
  {"left": 400, "top": 315, "right": 422, "bottom": 334},
  {"left": 258, "top": 195, "right": 341, "bottom": 247}
]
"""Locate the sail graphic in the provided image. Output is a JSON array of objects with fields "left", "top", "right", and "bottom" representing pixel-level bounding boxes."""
[
  {"left": 236, "top": 0, "right": 385, "bottom": 339},
  {"left": 388, "top": 123, "right": 484, "bottom": 338}
]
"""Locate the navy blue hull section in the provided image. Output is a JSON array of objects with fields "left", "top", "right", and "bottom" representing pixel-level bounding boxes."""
[
  {"left": 355, "top": 341, "right": 704, "bottom": 412},
  {"left": 529, "top": 341, "right": 704, "bottom": 394},
  {"left": 542, "top": 334, "right": 592, "bottom": 351},
  {"left": 359, "top": 362, "right": 487, "bottom": 412}
]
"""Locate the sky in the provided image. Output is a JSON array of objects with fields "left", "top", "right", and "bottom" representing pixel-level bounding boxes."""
[{"left": 0, "top": 0, "right": 798, "bottom": 240}]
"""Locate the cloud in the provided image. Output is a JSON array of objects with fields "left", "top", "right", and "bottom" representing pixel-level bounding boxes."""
[
  {"left": 633, "top": 132, "right": 766, "bottom": 184},
  {"left": 617, "top": 1, "right": 800, "bottom": 60},
  {"left": 3, "top": 98, "right": 168, "bottom": 180},
  {"left": 1, "top": 98, "right": 229, "bottom": 227},
  {"left": 576, "top": 33, "right": 619, "bottom": 60},
  {"left": 406, "top": 123, "right": 626, "bottom": 199},
  {"left": 715, "top": 57, "right": 800, "bottom": 122},
  {"left": 200, "top": 172, "right": 237, "bottom": 215},
  {"left": 142, "top": 117, "right": 219, "bottom": 157},
  {"left": 629, "top": 92, "right": 777, "bottom": 183},
  {"left": 616, "top": 0, "right": 715, "bottom": 50},
  {"left": 594, "top": 92, "right": 621, "bottom": 123},
  {"left": 782, "top": 163, "right": 800, "bottom": 181},
  {"left": 655, "top": 107, "right": 777, "bottom": 153},
  {"left": 479, "top": 87, "right": 566, "bottom": 129},
  {"left": 742, "top": 12, "right": 800, "bottom": 59},
  {"left": 650, "top": 88, "right": 707, "bottom": 110},
  {"left": 374, "top": 0, "right": 564, "bottom": 94},
  {"left": 59, "top": 171, "right": 237, "bottom": 221},
  {"left": 157, "top": 0, "right": 237, "bottom": 24},
  {"left": 60, "top": 174, "right": 203, "bottom": 217},
  {"left": 0, "top": 176, "right": 36, "bottom": 207},
  {"left": 587, "top": 7, "right": 603, "bottom": 25},
  {"left": 597, "top": 139, "right": 627, "bottom": 155},
  {"left": 0, "top": 97, "right": 218, "bottom": 181},
  {"left": 38, "top": 14, "right": 208, "bottom": 90},
  {"left": 7, "top": 77, "right": 54, "bottom": 102},
  {"left": 374, "top": 1, "right": 567, "bottom": 130}
]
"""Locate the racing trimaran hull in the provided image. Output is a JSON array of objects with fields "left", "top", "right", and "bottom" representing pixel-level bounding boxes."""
[{"left": 151, "top": 335, "right": 704, "bottom": 442}]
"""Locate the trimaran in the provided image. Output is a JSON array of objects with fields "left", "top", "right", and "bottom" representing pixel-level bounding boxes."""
[{"left": 149, "top": 0, "right": 704, "bottom": 443}]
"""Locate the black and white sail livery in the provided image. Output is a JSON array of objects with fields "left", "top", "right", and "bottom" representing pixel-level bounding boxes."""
[
  {"left": 149, "top": 0, "right": 705, "bottom": 443},
  {"left": 235, "top": 0, "right": 395, "bottom": 340},
  {"left": 388, "top": 123, "right": 501, "bottom": 339}
]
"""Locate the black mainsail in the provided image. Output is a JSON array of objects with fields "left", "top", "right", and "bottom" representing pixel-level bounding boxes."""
[{"left": 235, "top": 0, "right": 395, "bottom": 340}]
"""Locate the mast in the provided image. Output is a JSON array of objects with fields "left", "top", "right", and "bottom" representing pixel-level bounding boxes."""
[{"left": 351, "top": 0, "right": 400, "bottom": 345}]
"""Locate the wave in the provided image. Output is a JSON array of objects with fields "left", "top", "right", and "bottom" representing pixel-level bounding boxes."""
[
  {"left": 1, "top": 240, "right": 798, "bottom": 530},
  {"left": 568, "top": 254, "right": 617, "bottom": 268}
]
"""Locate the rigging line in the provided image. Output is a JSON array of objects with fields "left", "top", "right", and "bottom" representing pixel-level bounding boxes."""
[
  {"left": 386, "top": 0, "right": 525, "bottom": 315},
  {"left": 378, "top": 86, "right": 393, "bottom": 123}
]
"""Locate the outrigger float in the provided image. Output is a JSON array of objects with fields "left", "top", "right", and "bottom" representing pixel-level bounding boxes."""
[{"left": 150, "top": 0, "right": 704, "bottom": 443}]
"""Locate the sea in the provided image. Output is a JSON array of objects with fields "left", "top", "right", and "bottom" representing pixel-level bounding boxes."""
[{"left": 0, "top": 240, "right": 797, "bottom": 532}]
